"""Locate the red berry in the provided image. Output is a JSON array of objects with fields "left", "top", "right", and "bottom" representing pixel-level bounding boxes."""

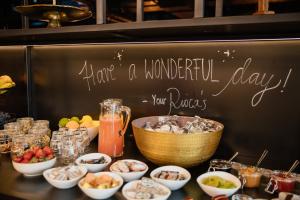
[
  {"left": 23, "top": 151, "right": 34, "bottom": 160},
  {"left": 43, "top": 146, "right": 53, "bottom": 156},
  {"left": 31, "top": 146, "right": 40, "bottom": 155},
  {"left": 12, "top": 156, "right": 23, "bottom": 163},
  {"left": 35, "top": 149, "right": 45, "bottom": 159},
  {"left": 21, "top": 159, "right": 29, "bottom": 163}
]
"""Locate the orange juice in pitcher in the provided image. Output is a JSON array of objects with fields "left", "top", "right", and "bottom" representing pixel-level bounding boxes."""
[{"left": 98, "top": 99, "right": 130, "bottom": 157}]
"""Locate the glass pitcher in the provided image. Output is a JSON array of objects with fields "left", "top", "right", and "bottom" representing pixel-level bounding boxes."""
[{"left": 98, "top": 99, "right": 131, "bottom": 157}]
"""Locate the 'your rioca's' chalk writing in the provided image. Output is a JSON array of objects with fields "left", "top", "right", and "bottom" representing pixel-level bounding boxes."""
[
  {"left": 144, "top": 58, "right": 219, "bottom": 82},
  {"left": 151, "top": 87, "right": 207, "bottom": 114},
  {"left": 78, "top": 60, "right": 116, "bottom": 91},
  {"left": 212, "top": 58, "right": 292, "bottom": 107}
]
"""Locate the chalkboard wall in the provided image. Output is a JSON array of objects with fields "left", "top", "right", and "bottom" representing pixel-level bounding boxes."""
[{"left": 5, "top": 40, "right": 300, "bottom": 170}]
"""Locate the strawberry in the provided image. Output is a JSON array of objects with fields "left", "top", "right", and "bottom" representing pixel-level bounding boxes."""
[
  {"left": 35, "top": 149, "right": 45, "bottom": 159},
  {"left": 12, "top": 156, "right": 23, "bottom": 163},
  {"left": 31, "top": 146, "right": 40, "bottom": 155},
  {"left": 43, "top": 146, "right": 53, "bottom": 156},
  {"left": 21, "top": 159, "right": 29, "bottom": 163},
  {"left": 23, "top": 151, "right": 34, "bottom": 160}
]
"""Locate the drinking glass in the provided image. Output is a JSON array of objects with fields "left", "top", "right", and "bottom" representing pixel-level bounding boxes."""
[
  {"left": 74, "top": 130, "right": 85, "bottom": 155},
  {"left": 51, "top": 130, "right": 63, "bottom": 141},
  {"left": 79, "top": 127, "right": 90, "bottom": 148},
  {"left": 50, "top": 139, "right": 62, "bottom": 156},
  {"left": 11, "top": 134, "right": 26, "bottom": 159},
  {"left": 61, "top": 133, "right": 78, "bottom": 165}
]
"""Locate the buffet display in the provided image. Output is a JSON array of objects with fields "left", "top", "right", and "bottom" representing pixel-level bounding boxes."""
[{"left": 0, "top": 100, "right": 299, "bottom": 200}]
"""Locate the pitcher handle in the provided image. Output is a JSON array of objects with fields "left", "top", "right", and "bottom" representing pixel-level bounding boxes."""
[
  {"left": 265, "top": 178, "right": 278, "bottom": 194},
  {"left": 238, "top": 175, "right": 246, "bottom": 189},
  {"left": 120, "top": 106, "right": 131, "bottom": 136}
]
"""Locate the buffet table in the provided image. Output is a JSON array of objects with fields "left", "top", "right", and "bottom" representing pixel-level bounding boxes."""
[{"left": 0, "top": 136, "right": 297, "bottom": 200}]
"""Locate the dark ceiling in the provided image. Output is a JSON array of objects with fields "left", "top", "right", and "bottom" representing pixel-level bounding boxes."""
[{"left": 1, "top": 0, "right": 300, "bottom": 29}]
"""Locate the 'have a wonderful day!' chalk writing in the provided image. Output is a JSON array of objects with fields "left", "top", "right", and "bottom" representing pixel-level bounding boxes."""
[{"left": 78, "top": 49, "right": 293, "bottom": 114}]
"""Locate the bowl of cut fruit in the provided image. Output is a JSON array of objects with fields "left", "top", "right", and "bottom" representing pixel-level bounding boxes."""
[
  {"left": 78, "top": 172, "right": 123, "bottom": 199},
  {"left": 12, "top": 146, "right": 56, "bottom": 177}
]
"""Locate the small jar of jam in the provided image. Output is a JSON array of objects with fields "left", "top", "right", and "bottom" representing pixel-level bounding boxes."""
[
  {"left": 238, "top": 166, "right": 262, "bottom": 188},
  {"left": 208, "top": 159, "right": 232, "bottom": 172},
  {"left": 265, "top": 170, "right": 296, "bottom": 193}
]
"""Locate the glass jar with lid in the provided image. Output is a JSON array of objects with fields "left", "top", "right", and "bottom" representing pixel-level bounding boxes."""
[
  {"left": 17, "top": 117, "right": 34, "bottom": 134},
  {"left": 0, "top": 129, "right": 12, "bottom": 154}
]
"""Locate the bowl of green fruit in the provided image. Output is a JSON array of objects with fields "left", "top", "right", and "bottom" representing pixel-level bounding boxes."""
[{"left": 197, "top": 171, "right": 241, "bottom": 197}]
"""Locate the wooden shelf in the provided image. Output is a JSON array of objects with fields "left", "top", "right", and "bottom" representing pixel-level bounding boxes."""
[{"left": 0, "top": 12, "right": 300, "bottom": 45}]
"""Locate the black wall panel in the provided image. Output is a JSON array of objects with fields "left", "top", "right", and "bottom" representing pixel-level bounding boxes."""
[{"left": 0, "top": 46, "right": 27, "bottom": 118}]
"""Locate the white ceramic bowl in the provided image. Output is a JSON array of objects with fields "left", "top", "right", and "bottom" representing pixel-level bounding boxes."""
[
  {"left": 122, "top": 179, "right": 171, "bottom": 200},
  {"left": 87, "top": 121, "right": 99, "bottom": 141},
  {"left": 12, "top": 157, "right": 57, "bottom": 177},
  {"left": 78, "top": 172, "right": 123, "bottom": 199},
  {"left": 197, "top": 171, "right": 241, "bottom": 197},
  {"left": 75, "top": 153, "right": 111, "bottom": 173},
  {"left": 150, "top": 165, "right": 191, "bottom": 190},
  {"left": 109, "top": 159, "right": 148, "bottom": 182},
  {"left": 43, "top": 166, "right": 87, "bottom": 189}
]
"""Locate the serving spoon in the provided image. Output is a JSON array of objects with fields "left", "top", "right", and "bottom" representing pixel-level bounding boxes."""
[
  {"left": 255, "top": 149, "right": 268, "bottom": 168},
  {"left": 287, "top": 160, "right": 299, "bottom": 175},
  {"left": 228, "top": 152, "right": 239, "bottom": 162}
]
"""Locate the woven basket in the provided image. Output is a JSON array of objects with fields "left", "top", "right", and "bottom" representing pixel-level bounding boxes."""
[{"left": 132, "top": 116, "right": 223, "bottom": 168}]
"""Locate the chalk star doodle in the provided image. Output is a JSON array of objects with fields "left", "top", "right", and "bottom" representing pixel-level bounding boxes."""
[
  {"left": 117, "top": 52, "right": 122, "bottom": 61},
  {"left": 217, "top": 49, "right": 236, "bottom": 63}
]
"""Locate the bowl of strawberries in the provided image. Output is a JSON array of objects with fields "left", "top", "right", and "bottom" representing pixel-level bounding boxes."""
[{"left": 11, "top": 145, "right": 56, "bottom": 176}]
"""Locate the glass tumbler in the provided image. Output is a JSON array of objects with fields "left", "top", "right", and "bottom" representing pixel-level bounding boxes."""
[
  {"left": 79, "top": 127, "right": 90, "bottom": 148},
  {"left": 11, "top": 134, "right": 26, "bottom": 160},
  {"left": 61, "top": 133, "right": 78, "bottom": 165}
]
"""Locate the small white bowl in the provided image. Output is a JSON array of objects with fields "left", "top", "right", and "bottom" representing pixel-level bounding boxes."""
[
  {"left": 12, "top": 157, "right": 57, "bottom": 177},
  {"left": 109, "top": 159, "right": 148, "bottom": 182},
  {"left": 150, "top": 165, "right": 191, "bottom": 190},
  {"left": 78, "top": 172, "right": 123, "bottom": 199},
  {"left": 75, "top": 153, "right": 111, "bottom": 173},
  {"left": 122, "top": 179, "right": 171, "bottom": 200},
  {"left": 43, "top": 166, "right": 87, "bottom": 189},
  {"left": 197, "top": 171, "right": 241, "bottom": 197}
]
